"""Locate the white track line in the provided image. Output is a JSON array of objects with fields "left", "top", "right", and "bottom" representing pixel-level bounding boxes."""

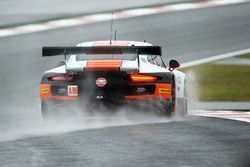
[
  {"left": 0, "top": 0, "right": 249, "bottom": 37},
  {"left": 181, "top": 48, "right": 250, "bottom": 68},
  {"left": 190, "top": 110, "right": 250, "bottom": 123}
]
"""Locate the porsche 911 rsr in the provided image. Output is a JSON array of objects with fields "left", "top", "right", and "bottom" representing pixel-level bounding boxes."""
[{"left": 40, "top": 41, "right": 187, "bottom": 118}]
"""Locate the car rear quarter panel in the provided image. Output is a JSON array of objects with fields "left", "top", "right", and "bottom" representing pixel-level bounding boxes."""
[{"left": 173, "top": 70, "right": 186, "bottom": 99}]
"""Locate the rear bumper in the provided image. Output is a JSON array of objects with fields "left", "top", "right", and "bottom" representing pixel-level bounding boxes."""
[
  {"left": 40, "top": 83, "right": 172, "bottom": 101},
  {"left": 40, "top": 82, "right": 175, "bottom": 115}
]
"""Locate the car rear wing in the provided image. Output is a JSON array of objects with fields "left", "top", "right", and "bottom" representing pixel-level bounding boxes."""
[{"left": 42, "top": 46, "right": 162, "bottom": 57}]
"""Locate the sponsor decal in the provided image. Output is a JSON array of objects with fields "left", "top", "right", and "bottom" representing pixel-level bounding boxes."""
[
  {"left": 159, "top": 88, "right": 170, "bottom": 94},
  {"left": 137, "top": 87, "right": 146, "bottom": 93},
  {"left": 58, "top": 88, "right": 67, "bottom": 95},
  {"left": 177, "top": 76, "right": 182, "bottom": 84},
  {"left": 68, "top": 85, "right": 78, "bottom": 96},
  {"left": 96, "top": 95, "right": 104, "bottom": 99},
  {"left": 96, "top": 77, "right": 107, "bottom": 87},
  {"left": 41, "top": 88, "right": 49, "bottom": 94}
]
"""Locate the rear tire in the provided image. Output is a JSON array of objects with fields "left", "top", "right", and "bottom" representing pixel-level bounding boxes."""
[
  {"left": 41, "top": 100, "right": 83, "bottom": 120},
  {"left": 41, "top": 101, "right": 50, "bottom": 119},
  {"left": 158, "top": 100, "right": 174, "bottom": 117},
  {"left": 41, "top": 100, "right": 61, "bottom": 120},
  {"left": 163, "top": 105, "right": 174, "bottom": 117}
]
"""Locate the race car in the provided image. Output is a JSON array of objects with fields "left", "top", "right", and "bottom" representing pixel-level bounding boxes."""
[{"left": 40, "top": 41, "right": 187, "bottom": 118}]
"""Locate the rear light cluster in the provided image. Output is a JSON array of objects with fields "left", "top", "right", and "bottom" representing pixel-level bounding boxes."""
[
  {"left": 130, "top": 74, "right": 157, "bottom": 83},
  {"left": 50, "top": 75, "right": 74, "bottom": 81}
]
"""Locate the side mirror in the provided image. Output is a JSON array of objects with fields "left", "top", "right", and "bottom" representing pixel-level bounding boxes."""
[{"left": 168, "top": 59, "right": 180, "bottom": 71}]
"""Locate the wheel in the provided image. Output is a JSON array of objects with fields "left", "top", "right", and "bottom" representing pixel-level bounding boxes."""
[
  {"left": 41, "top": 100, "right": 62, "bottom": 120},
  {"left": 157, "top": 100, "right": 174, "bottom": 117},
  {"left": 163, "top": 104, "right": 174, "bottom": 117},
  {"left": 41, "top": 100, "right": 83, "bottom": 120}
]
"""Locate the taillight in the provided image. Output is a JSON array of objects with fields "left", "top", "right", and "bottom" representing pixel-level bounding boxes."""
[
  {"left": 130, "top": 74, "right": 157, "bottom": 82},
  {"left": 50, "top": 75, "right": 73, "bottom": 81}
]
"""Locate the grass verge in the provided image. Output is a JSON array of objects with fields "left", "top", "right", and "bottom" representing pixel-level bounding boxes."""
[
  {"left": 237, "top": 52, "right": 250, "bottom": 59},
  {"left": 180, "top": 64, "right": 250, "bottom": 101}
]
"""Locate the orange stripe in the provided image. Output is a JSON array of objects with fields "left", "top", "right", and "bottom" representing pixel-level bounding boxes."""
[
  {"left": 85, "top": 60, "right": 122, "bottom": 71},
  {"left": 125, "top": 84, "right": 172, "bottom": 100},
  {"left": 93, "top": 41, "right": 129, "bottom": 46}
]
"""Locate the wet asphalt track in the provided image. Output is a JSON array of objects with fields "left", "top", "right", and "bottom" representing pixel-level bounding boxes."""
[
  {"left": 0, "top": 0, "right": 194, "bottom": 27},
  {"left": 0, "top": 2, "right": 250, "bottom": 167},
  {"left": 0, "top": 117, "right": 250, "bottom": 167}
]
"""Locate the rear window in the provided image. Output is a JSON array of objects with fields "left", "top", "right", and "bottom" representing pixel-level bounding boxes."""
[{"left": 76, "top": 54, "right": 137, "bottom": 61}]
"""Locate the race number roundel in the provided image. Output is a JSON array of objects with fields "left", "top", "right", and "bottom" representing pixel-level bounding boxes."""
[{"left": 96, "top": 77, "right": 107, "bottom": 87}]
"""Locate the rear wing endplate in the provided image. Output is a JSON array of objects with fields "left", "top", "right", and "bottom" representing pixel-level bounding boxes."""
[{"left": 42, "top": 46, "right": 162, "bottom": 57}]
